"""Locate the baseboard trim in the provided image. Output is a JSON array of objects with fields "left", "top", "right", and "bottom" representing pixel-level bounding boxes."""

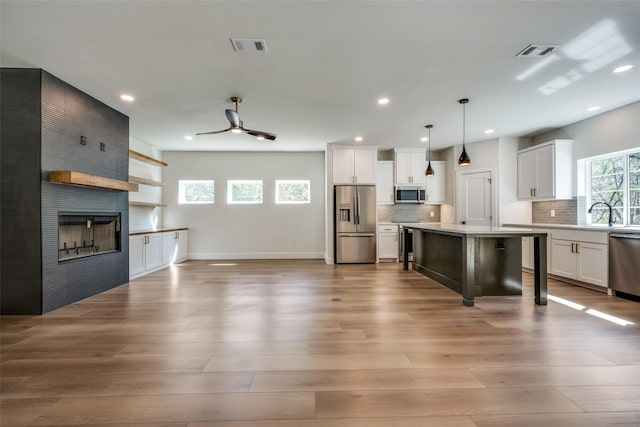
[{"left": 189, "top": 252, "right": 324, "bottom": 260}]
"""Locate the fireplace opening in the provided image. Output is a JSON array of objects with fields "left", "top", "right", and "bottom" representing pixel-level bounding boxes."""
[{"left": 58, "top": 212, "right": 121, "bottom": 262}]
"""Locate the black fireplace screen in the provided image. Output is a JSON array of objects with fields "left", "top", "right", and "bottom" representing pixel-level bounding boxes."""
[{"left": 58, "top": 213, "right": 121, "bottom": 262}]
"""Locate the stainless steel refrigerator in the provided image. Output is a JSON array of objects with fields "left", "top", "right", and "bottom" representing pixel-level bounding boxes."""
[{"left": 334, "top": 185, "right": 376, "bottom": 263}]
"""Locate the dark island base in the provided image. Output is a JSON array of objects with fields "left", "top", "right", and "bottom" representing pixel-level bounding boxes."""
[{"left": 403, "top": 226, "right": 547, "bottom": 307}]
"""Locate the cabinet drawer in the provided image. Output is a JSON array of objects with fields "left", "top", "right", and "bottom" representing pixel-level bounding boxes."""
[
  {"left": 378, "top": 224, "right": 399, "bottom": 233},
  {"left": 552, "top": 229, "right": 608, "bottom": 244}
]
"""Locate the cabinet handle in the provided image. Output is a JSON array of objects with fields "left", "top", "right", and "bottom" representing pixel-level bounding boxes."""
[
  {"left": 534, "top": 188, "right": 537, "bottom": 197},
  {"left": 570, "top": 243, "right": 574, "bottom": 253},
  {"left": 175, "top": 231, "right": 179, "bottom": 239},
  {"left": 530, "top": 188, "right": 534, "bottom": 197},
  {"left": 575, "top": 243, "right": 580, "bottom": 254},
  {"left": 144, "top": 235, "right": 149, "bottom": 244}
]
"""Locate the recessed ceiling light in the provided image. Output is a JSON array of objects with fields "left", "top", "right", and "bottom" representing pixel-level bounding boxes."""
[
  {"left": 420, "top": 137, "right": 429, "bottom": 142},
  {"left": 613, "top": 64, "right": 633, "bottom": 73},
  {"left": 184, "top": 135, "right": 193, "bottom": 140},
  {"left": 587, "top": 106, "right": 601, "bottom": 112},
  {"left": 484, "top": 129, "right": 495, "bottom": 134},
  {"left": 377, "top": 97, "right": 389, "bottom": 105},
  {"left": 120, "top": 94, "right": 135, "bottom": 102},
  {"left": 355, "top": 136, "right": 363, "bottom": 142}
]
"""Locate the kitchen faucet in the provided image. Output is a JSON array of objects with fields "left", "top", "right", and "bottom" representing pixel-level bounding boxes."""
[{"left": 588, "top": 201, "right": 614, "bottom": 227}]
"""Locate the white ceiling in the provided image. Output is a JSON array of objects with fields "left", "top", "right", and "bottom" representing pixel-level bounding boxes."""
[{"left": 2, "top": 1, "right": 640, "bottom": 152}]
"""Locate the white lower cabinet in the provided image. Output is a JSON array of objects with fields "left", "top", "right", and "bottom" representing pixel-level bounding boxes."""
[
  {"left": 551, "top": 229, "right": 608, "bottom": 288},
  {"left": 163, "top": 230, "right": 189, "bottom": 265},
  {"left": 378, "top": 223, "right": 399, "bottom": 261},
  {"left": 130, "top": 229, "right": 188, "bottom": 280}
]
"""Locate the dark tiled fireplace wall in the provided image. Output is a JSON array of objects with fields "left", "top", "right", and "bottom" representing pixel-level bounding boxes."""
[{"left": 1, "top": 68, "right": 130, "bottom": 314}]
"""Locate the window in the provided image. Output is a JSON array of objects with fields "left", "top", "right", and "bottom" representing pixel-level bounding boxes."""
[
  {"left": 227, "top": 180, "right": 263, "bottom": 204},
  {"left": 275, "top": 180, "right": 310, "bottom": 204},
  {"left": 179, "top": 180, "right": 214, "bottom": 204},
  {"left": 587, "top": 149, "right": 640, "bottom": 226}
]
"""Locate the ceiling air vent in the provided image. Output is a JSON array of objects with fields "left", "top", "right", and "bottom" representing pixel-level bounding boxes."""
[
  {"left": 230, "top": 38, "right": 267, "bottom": 53},
  {"left": 516, "top": 44, "right": 559, "bottom": 57}
]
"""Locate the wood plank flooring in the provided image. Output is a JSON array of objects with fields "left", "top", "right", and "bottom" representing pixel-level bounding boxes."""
[{"left": 2, "top": 259, "right": 640, "bottom": 426}]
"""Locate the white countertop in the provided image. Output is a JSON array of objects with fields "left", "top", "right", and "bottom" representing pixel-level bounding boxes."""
[
  {"left": 504, "top": 223, "right": 640, "bottom": 234},
  {"left": 400, "top": 223, "right": 541, "bottom": 235}
]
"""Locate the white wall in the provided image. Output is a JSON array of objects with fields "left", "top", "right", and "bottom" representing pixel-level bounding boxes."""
[
  {"left": 533, "top": 101, "right": 640, "bottom": 160},
  {"left": 498, "top": 137, "right": 532, "bottom": 225},
  {"left": 162, "top": 151, "right": 325, "bottom": 259}
]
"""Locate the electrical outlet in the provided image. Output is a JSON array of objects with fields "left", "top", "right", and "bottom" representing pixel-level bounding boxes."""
[
  {"left": 100, "top": 142, "right": 106, "bottom": 152},
  {"left": 292, "top": 238, "right": 297, "bottom": 246},
  {"left": 550, "top": 210, "right": 556, "bottom": 217},
  {"left": 430, "top": 211, "right": 435, "bottom": 217},
  {"left": 80, "top": 135, "right": 87, "bottom": 145}
]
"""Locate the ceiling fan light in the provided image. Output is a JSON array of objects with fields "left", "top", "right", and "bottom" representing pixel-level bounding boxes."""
[
  {"left": 256, "top": 135, "right": 265, "bottom": 140},
  {"left": 231, "top": 127, "right": 242, "bottom": 134}
]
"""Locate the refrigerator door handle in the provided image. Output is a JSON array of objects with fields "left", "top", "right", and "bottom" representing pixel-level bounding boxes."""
[
  {"left": 339, "top": 233, "right": 376, "bottom": 237},
  {"left": 354, "top": 192, "right": 360, "bottom": 225}
]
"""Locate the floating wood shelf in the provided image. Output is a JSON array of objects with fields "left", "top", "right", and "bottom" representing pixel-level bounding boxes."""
[
  {"left": 128, "top": 175, "right": 166, "bottom": 187},
  {"left": 128, "top": 149, "right": 167, "bottom": 167},
  {"left": 129, "top": 201, "right": 167, "bottom": 207},
  {"left": 50, "top": 171, "right": 138, "bottom": 192}
]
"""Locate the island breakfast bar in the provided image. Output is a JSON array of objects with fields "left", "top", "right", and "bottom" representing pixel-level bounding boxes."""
[{"left": 402, "top": 224, "right": 547, "bottom": 307}]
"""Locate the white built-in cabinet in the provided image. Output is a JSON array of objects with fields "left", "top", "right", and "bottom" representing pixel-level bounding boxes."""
[
  {"left": 377, "top": 223, "right": 399, "bottom": 261},
  {"left": 517, "top": 139, "right": 573, "bottom": 200},
  {"left": 376, "top": 161, "right": 394, "bottom": 204},
  {"left": 162, "top": 230, "right": 189, "bottom": 265},
  {"left": 394, "top": 148, "right": 425, "bottom": 186},
  {"left": 129, "top": 233, "right": 163, "bottom": 278},
  {"left": 332, "top": 146, "right": 377, "bottom": 184},
  {"left": 424, "top": 161, "right": 446, "bottom": 203},
  {"left": 550, "top": 229, "right": 608, "bottom": 288},
  {"left": 130, "top": 229, "right": 188, "bottom": 280}
]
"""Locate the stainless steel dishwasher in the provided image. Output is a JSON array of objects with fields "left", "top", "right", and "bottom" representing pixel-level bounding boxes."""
[{"left": 609, "top": 232, "right": 640, "bottom": 297}]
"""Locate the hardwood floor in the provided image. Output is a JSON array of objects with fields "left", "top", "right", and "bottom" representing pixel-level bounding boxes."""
[{"left": 2, "top": 259, "right": 640, "bottom": 426}]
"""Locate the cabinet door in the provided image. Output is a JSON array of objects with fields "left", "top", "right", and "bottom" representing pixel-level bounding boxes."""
[
  {"left": 378, "top": 232, "right": 398, "bottom": 259},
  {"left": 517, "top": 150, "right": 535, "bottom": 199},
  {"left": 145, "top": 233, "right": 163, "bottom": 271},
  {"left": 162, "top": 232, "right": 177, "bottom": 265},
  {"left": 577, "top": 242, "right": 608, "bottom": 287},
  {"left": 551, "top": 239, "right": 577, "bottom": 279},
  {"left": 409, "top": 152, "right": 425, "bottom": 183},
  {"left": 353, "top": 148, "right": 377, "bottom": 184},
  {"left": 425, "top": 161, "right": 445, "bottom": 203},
  {"left": 395, "top": 151, "right": 412, "bottom": 185},
  {"left": 129, "top": 235, "right": 145, "bottom": 277},
  {"left": 534, "top": 145, "right": 555, "bottom": 198},
  {"left": 332, "top": 148, "right": 355, "bottom": 184},
  {"left": 376, "top": 161, "right": 394, "bottom": 204},
  {"left": 176, "top": 230, "right": 189, "bottom": 262}
]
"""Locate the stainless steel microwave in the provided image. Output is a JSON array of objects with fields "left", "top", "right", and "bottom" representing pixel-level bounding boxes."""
[{"left": 394, "top": 186, "right": 426, "bottom": 204}]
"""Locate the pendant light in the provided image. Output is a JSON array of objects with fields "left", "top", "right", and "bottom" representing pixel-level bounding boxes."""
[
  {"left": 424, "top": 124, "right": 434, "bottom": 176},
  {"left": 457, "top": 98, "right": 471, "bottom": 166}
]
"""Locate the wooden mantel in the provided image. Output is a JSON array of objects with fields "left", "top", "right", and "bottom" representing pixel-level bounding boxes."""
[{"left": 49, "top": 171, "right": 139, "bottom": 192}]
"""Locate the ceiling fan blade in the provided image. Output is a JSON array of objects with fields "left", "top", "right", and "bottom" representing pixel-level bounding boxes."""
[
  {"left": 245, "top": 129, "right": 277, "bottom": 141},
  {"left": 225, "top": 109, "right": 240, "bottom": 128},
  {"left": 195, "top": 128, "right": 230, "bottom": 136}
]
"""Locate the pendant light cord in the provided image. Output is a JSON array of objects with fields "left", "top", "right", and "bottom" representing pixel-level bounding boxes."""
[{"left": 462, "top": 102, "right": 466, "bottom": 146}]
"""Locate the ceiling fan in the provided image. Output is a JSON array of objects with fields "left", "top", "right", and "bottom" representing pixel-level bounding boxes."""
[{"left": 196, "top": 96, "right": 276, "bottom": 141}]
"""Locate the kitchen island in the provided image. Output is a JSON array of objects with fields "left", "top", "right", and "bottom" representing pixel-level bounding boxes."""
[{"left": 402, "top": 224, "right": 547, "bottom": 307}]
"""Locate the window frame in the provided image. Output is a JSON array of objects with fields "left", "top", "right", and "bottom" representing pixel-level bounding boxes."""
[
  {"left": 275, "top": 179, "right": 311, "bottom": 205},
  {"left": 227, "top": 179, "right": 264, "bottom": 204},
  {"left": 586, "top": 148, "right": 640, "bottom": 226},
  {"left": 178, "top": 179, "right": 215, "bottom": 204}
]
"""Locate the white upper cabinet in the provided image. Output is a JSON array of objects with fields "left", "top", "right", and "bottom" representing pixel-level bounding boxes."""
[
  {"left": 376, "top": 161, "right": 394, "bottom": 204},
  {"left": 424, "top": 161, "right": 446, "bottom": 203},
  {"left": 332, "top": 146, "right": 377, "bottom": 184},
  {"left": 517, "top": 139, "right": 573, "bottom": 200},
  {"left": 394, "top": 148, "right": 425, "bottom": 186}
]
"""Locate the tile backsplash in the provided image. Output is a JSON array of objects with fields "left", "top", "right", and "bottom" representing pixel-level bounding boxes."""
[
  {"left": 532, "top": 199, "right": 577, "bottom": 224},
  {"left": 377, "top": 204, "right": 440, "bottom": 223}
]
